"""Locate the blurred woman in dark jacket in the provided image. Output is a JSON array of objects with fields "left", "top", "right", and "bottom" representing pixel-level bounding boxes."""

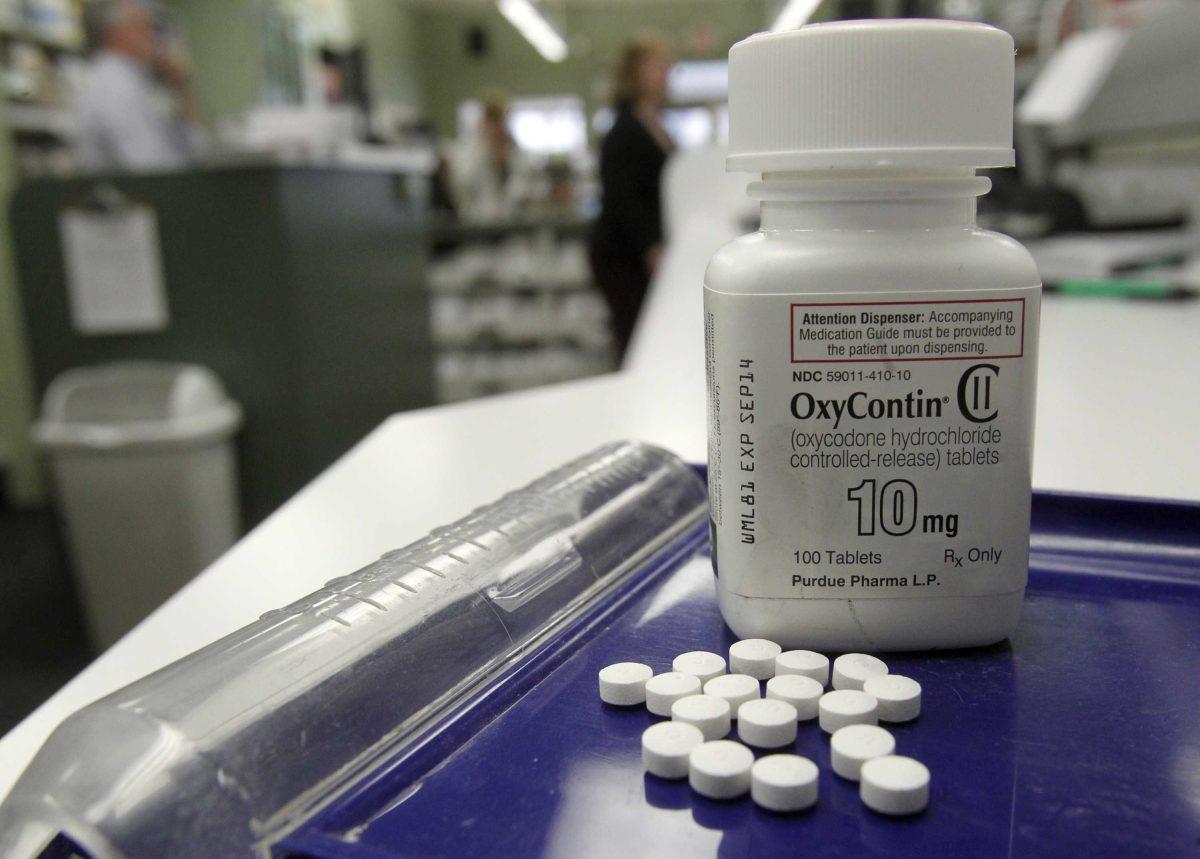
[{"left": 590, "top": 36, "right": 675, "bottom": 361}]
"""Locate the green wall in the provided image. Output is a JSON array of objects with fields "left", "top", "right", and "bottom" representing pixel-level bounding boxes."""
[
  {"left": 167, "top": 0, "right": 266, "bottom": 124},
  {"left": 166, "top": 0, "right": 424, "bottom": 124},
  {"left": 411, "top": 0, "right": 775, "bottom": 138},
  {"left": 0, "top": 99, "right": 42, "bottom": 505},
  {"left": 164, "top": 0, "right": 786, "bottom": 133},
  {"left": 350, "top": 0, "right": 424, "bottom": 113}
]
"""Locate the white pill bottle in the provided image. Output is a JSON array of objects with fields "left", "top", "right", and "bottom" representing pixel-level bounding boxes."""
[{"left": 705, "top": 20, "right": 1040, "bottom": 651}]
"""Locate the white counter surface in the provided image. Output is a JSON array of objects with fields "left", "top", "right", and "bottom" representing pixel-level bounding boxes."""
[{"left": 3, "top": 199, "right": 1199, "bottom": 801}]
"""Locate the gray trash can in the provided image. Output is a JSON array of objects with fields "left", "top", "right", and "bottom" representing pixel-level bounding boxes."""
[{"left": 33, "top": 362, "right": 242, "bottom": 648}]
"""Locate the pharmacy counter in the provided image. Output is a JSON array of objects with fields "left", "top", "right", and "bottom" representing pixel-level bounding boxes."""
[
  {"left": 2, "top": 289, "right": 1198, "bottom": 805},
  {"left": 3, "top": 184, "right": 1200, "bottom": 807},
  {"left": 12, "top": 164, "right": 435, "bottom": 527}
]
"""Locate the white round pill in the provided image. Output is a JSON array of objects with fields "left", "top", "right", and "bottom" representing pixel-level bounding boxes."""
[
  {"left": 830, "top": 724, "right": 896, "bottom": 781},
  {"left": 672, "top": 651, "right": 727, "bottom": 684},
  {"left": 751, "top": 754, "right": 819, "bottom": 812},
  {"left": 860, "top": 755, "right": 930, "bottom": 815},
  {"left": 832, "top": 653, "right": 889, "bottom": 691},
  {"left": 688, "top": 740, "right": 754, "bottom": 800},
  {"left": 645, "top": 672, "right": 703, "bottom": 716},
  {"left": 737, "top": 698, "right": 799, "bottom": 748},
  {"left": 704, "top": 673, "right": 760, "bottom": 717},
  {"left": 765, "top": 674, "right": 824, "bottom": 720},
  {"left": 863, "top": 674, "right": 922, "bottom": 723},
  {"left": 818, "top": 689, "right": 878, "bottom": 733},
  {"left": 671, "top": 694, "right": 732, "bottom": 741},
  {"left": 775, "top": 650, "right": 830, "bottom": 686},
  {"left": 598, "top": 662, "right": 654, "bottom": 705},
  {"left": 729, "top": 639, "right": 782, "bottom": 679},
  {"left": 642, "top": 721, "right": 705, "bottom": 779}
]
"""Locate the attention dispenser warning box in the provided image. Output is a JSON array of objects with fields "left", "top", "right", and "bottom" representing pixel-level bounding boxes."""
[{"left": 791, "top": 299, "right": 1026, "bottom": 363}]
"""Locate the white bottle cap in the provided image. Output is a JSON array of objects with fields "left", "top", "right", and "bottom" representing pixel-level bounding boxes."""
[{"left": 727, "top": 19, "right": 1015, "bottom": 172}]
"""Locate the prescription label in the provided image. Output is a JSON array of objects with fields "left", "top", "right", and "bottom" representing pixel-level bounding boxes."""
[{"left": 704, "top": 286, "right": 1040, "bottom": 599}]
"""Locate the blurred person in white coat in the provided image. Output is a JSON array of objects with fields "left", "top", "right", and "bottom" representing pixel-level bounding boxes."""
[
  {"left": 450, "top": 92, "right": 534, "bottom": 222},
  {"left": 73, "top": 0, "right": 201, "bottom": 172}
]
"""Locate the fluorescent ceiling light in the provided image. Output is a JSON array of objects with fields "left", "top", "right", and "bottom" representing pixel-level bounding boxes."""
[
  {"left": 770, "top": 0, "right": 822, "bottom": 32},
  {"left": 497, "top": 0, "right": 568, "bottom": 63}
]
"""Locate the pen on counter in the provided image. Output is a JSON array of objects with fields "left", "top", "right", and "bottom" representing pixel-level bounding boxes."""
[{"left": 1042, "top": 279, "right": 1199, "bottom": 300}]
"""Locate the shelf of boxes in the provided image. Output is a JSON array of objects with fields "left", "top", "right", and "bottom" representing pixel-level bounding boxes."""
[
  {"left": 426, "top": 216, "right": 616, "bottom": 403},
  {"left": 5, "top": 100, "right": 71, "bottom": 135},
  {"left": 1, "top": 1, "right": 85, "bottom": 178}
]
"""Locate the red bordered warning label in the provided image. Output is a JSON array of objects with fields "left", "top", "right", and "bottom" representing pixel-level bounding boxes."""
[{"left": 790, "top": 298, "right": 1026, "bottom": 364}]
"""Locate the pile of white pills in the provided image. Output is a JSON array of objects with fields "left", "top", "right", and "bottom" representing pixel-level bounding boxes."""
[{"left": 599, "top": 641, "right": 930, "bottom": 817}]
